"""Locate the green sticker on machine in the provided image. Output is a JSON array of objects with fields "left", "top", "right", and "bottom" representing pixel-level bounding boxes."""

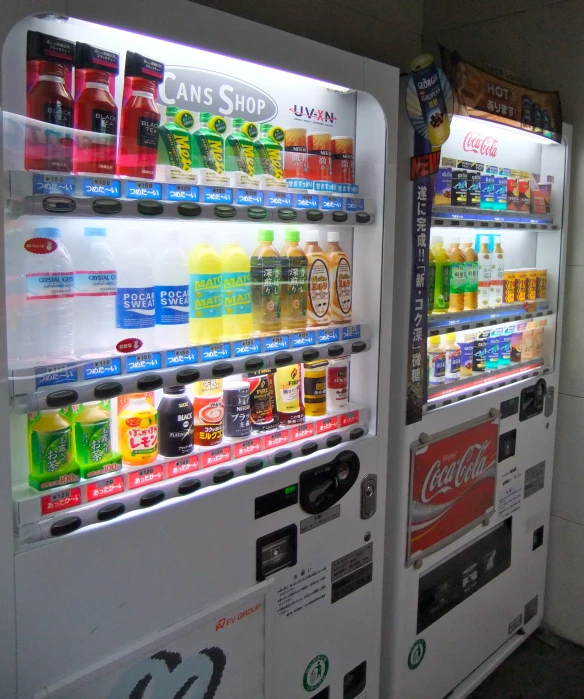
[
  {"left": 408, "top": 639, "right": 426, "bottom": 670},
  {"left": 303, "top": 654, "right": 329, "bottom": 691}
]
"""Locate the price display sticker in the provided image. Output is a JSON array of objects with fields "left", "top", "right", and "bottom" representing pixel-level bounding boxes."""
[
  {"left": 201, "top": 343, "right": 231, "bottom": 362},
  {"left": 263, "top": 335, "right": 290, "bottom": 352},
  {"left": 292, "top": 331, "right": 316, "bottom": 348},
  {"left": 167, "top": 184, "right": 199, "bottom": 201},
  {"left": 166, "top": 454, "right": 199, "bottom": 479},
  {"left": 317, "top": 328, "right": 340, "bottom": 344},
  {"left": 313, "top": 181, "right": 337, "bottom": 193},
  {"left": 340, "top": 411, "right": 360, "bottom": 427},
  {"left": 345, "top": 197, "right": 365, "bottom": 212},
  {"left": 295, "top": 193, "right": 319, "bottom": 209},
  {"left": 291, "top": 423, "right": 315, "bottom": 442},
  {"left": 320, "top": 195, "right": 343, "bottom": 210},
  {"left": 126, "top": 352, "right": 162, "bottom": 374},
  {"left": 203, "top": 186, "right": 233, "bottom": 204},
  {"left": 85, "top": 476, "right": 125, "bottom": 503},
  {"left": 83, "top": 358, "right": 122, "bottom": 380},
  {"left": 234, "top": 438, "right": 262, "bottom": 459},
  {"left": 127, "top": 465, "right": 164, "bottom": 490},
  {"left": 263, "top": 430, "right": 290, "bottom": 450},
  {"left": 266, "top": 191, "right": 293, "bottom": 207},
  {"left": 82, "top": 178, "right": 121, "bottom": 198},
  {"left": 35, "top": 364, "right": 78, "bottom": 389},
  {"left": 41, "top": 487, "right": 82, "bottom": 516},
  {"left": 341, "top": 325, "right": 360, "bottom": 340},
  {"left": 125, "top": 181, "right": 162, "bottom": 200},
  {"left": 317, "top": 416, "right": 339, "bottom": 434},
  {"left": 236, "top": 189, "right": 264, "bottom": 206},
  {"left": 233, "top": 338, "right": 261, "bottom": 356},
  {"left": 33, "top": 173, "right": 76, "bottom": 195},
  {"left": 165, "top": 347, "right": 198, "bottom": 366},
  {"left": 202, "top": 446, "right": 232, "bottom": 468}
]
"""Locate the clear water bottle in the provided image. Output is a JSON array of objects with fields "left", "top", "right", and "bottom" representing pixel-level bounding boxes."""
[
  {"left": 75, "top": 227, "right": 117, "bottom": 356},
  {"left": 115, "top": 229, "right": 155, "bottom": 350},
  {"left": 20, "top": 227, "right": 75, "bottom": 362},
  {"left": 155, "top": 229, "right": 189, "bottom": 348}
]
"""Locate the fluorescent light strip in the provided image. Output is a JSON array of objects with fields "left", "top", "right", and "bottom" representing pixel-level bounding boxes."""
[{"left": 452, "top": 114, "right": 559, "bottom": 146}]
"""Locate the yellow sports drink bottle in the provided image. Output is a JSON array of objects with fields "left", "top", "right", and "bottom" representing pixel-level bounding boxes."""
[{"left": 188, "top": 234, "right": 223, "bottom": 344}]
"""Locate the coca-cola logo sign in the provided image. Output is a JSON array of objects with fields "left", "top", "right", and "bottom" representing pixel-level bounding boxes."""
[
  {"left": 463, "top": 131, "right": 499, "bottom": 157},
  {"left": 408, "top": 417, "right": 499, "bottom": 562}
]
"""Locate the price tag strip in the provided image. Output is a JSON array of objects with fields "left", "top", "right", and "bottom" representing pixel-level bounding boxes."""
[{"left": 13, "top": 405, "right": 368, "bottom": 540}]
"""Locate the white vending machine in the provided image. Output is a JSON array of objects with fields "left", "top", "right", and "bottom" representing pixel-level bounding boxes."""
[
  {"left": 0, "top": 3, "right": 398, "bottom": 697},
  {"left": 382, "top": 62, "right": 571, "bottom": 699}
]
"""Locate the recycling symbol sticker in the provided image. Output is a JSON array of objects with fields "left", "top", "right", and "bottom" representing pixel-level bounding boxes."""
[
  {"left": 303, "top": 654, "right": 329, "bottom": 691},
  {"left": 408, "top": 639, "right": 426, "bottom": 670}
]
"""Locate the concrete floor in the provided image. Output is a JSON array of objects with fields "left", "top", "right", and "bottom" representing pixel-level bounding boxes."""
[{"left": 468, "top": 632, "right": 584, "bottom": 699}]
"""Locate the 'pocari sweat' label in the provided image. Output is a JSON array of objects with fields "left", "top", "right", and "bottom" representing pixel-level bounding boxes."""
[
  {"left": 223, "top": 272, "right": 251, "bottom": 315},
  {"left": 75, "top": 270, "right": 117, "bottom": 297},
  {"left": 190, "top": 273, "right": 222, "bottom": 319},
  {"left": 155, "top": 284, "right": 189, "bottom": 325},
  {"left": 116, "top": 286, "right": 155, "bottom": 329},
  {"left": 26, "top": 272, "right": 74, "bottom": 299}
]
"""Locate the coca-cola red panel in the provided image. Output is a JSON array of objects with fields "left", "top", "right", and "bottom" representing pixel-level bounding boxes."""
[{"left": 407, "top": 414, "right": 499, "bottom": 563}]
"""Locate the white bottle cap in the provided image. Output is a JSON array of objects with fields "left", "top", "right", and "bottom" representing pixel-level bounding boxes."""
[
  {"left": 432, "top": 235, "right": 443, "bottom": 244},
  {"left": 224, "top": 231, "right": 240, "bottom": 245},
  {"left": 197, "top": 231, "right": 212, "bottom": 244},
  {"left": 480, "top": 236, "right": 490, "bottom": 244},
  {"left": 327, "top": 231, "right": 340, "bottom": 242},
  {"left": 304, "top": 230, "right": 320, "bottom": 243},
  {"left": 450, "top": 236, "right": 460, "bottom": 244},
  {"left": 495, "top": 236, "right": 502, "bottom": 243}
]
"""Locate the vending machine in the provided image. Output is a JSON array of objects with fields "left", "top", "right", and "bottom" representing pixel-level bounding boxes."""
[
  {"left": 0, "top": 3, "right": 398, "bottom": 697},
  {"left": 381, "top": 57, "right": 571, "bottom": 699}
]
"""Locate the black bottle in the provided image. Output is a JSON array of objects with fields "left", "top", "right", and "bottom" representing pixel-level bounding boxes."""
[{"left": 158, "top": 386, "right": 194, "bottom": 457}]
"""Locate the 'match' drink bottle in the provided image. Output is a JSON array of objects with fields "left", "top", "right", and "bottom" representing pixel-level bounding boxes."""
[
  {"left": 409, "top": 54, "right": 450, "bottom": 150},
  {"left": 254, "top": 124, "right": 285, "bottom": 180}
]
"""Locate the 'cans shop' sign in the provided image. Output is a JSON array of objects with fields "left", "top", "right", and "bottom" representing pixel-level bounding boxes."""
[
  {"left": 407, "top": 413, "right": 499, "bottom": 564},
  {"left": 159, "top": 66, "right": 278, "bottom": 122}
]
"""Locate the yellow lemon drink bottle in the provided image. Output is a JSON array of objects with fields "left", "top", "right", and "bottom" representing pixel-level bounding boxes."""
[
  {"left": 188, "top": 233, "right": 223, "bottom": 344},
  {"left": 220, "top": 232, "right": 252, "bottom": 341},
  {"left": 117, "top": 394, "right": 158, "bottom": 467}
]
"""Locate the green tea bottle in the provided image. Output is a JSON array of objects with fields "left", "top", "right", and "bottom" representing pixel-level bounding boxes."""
[{"left": 251, "top": 229, "right": 282, "bottom": 333}]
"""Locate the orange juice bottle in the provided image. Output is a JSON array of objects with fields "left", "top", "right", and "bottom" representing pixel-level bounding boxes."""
[
  {"left": 304, "top": 230, "right": 331, "bottom": 326},
  {"left": 448, "top": 237, "right": 466, "bottom": 312},
  {"left": 117, "top": 394, "right": 158, "bottom": 466}
]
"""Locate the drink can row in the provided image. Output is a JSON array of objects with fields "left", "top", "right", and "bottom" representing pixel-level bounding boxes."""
[
  {"left": 504, "top": 268, "right": 547, "bottom": 303},
  {"left": 284, "top": 128, "right": 354, "bottom": 183}
]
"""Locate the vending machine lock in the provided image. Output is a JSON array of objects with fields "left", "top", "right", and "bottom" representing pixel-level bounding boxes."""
[
  {"left": 360, "top": 474, "right": 377, "bottom": 519},
  {"left": 299, "top": 451, "right": 360, "bottom": 515}
]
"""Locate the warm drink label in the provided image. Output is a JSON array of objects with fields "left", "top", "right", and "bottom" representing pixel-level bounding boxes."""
[
  {"left": 445, "top": 348, "right": 461, "bottom": 379},
  {"left": 308, "top": 258, "right": 330, "bottom": 323},
  {"left": 125, "top": 421, "right": 158, "bottom": 459},
  {"left": 75, "top": 270, "right": 117, "bottom": 296},
  {"left": 92, "top": 108, "right": 117, "bottom": 135},
  {"left": 190, "top": 273, "right": 222, "bottom": 319},
  {"left": 43, "top": 101, "right": 73, "bottom": 127},
  {"left": 116, "top": 286, "right": 155, "bottom": 329},
  {"left": 450, "top": 263, "right": 466, "bottom": 294},
  {"left": 155, "top": 284, "right": 189, "bottom": 325},
  {"left": 223, "top": 272, "right": 252, "bottom": 316},
  {"left": 137, "top": 116, "right": 158, "bottom": 149},
  {"left": 428, "top": 351, "right": 446, "bottom": 384},
  {"left": 26, "top": 272, "right": 74, "bottom": 300}
]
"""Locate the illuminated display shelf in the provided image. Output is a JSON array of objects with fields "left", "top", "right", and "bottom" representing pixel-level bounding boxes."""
[
  {"left": 10, "top": 323, "right": 369, "bottom": 412},
  {"left": 6, "top": 171, "right": 374, "bottom": 225},
  {"left": 428, "top": 304, "right": 554, "bottom": 336},
  {"left": 426, "top": 358, "right": 548, "bottom": 410},
  {"left": 432, "top": 205, "right": 557, "bottom": 230},
  {"left": 13, "top": 404, "right": 368, "bottom": 546}
]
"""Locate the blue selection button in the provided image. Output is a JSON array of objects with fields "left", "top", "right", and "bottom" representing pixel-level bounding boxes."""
[
  {"left": 263, "top": 335, "right": 290, "bottom": 352},
  {"left": 82, "top": 178, "right": 121, "bottom": 198},
  {"left": 165, "top": 347, "right": 198, "bottom": 366},
  {"left": 234, "top": 338, "right": 262, "bottom": 356},
  {"left": 166, "top": 184, "right": 199, "bottom": 201},
  {"left": 82, "top": 358, "right": 122, "bottom": 380},
  {"left": 125, "top": 181, "right": 162, "bottom": 200},
  {"left": 126, "top": 352, "right": 162, "bottom": 373},
  {"left": 201, "top": 343, "right": 231, "bottom": 362},
  {"left": 35, "top": 364, "right": 78, "bottom": 389}
]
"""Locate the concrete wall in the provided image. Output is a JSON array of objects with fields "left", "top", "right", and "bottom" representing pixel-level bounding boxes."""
[
  {"left": 192, "top": 0, "right": 423, "bottom": 70},
  {"left": 423, "top": 0, "right": 584, "bottom": 646}
]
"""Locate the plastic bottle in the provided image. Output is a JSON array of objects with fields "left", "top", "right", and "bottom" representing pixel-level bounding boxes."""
[
  {"left": 28, "top": 409, "right": 75, "bottom": 490},
  {"left": 478, "top": 236, "right": 492, "bottom": 309},
  {"left": 117, "top": 393, "right": 158, "bottom": 466},
  {"left": 463, "top": 240, "right": 479, "bottom": 311},
  {"left": 115, "top": 229, "right": 155, "bottom": 349},
  {"left": 21, "top": 226, "right": 74, "bottom": 362},
  {"left": 327, "top": 231, "right": 352, "bottom": 324},
  {"left": 155, "top": 230, "right": 189, "bottom": 348},
  {"left": 220, "top": 233, "right": 253, "bottom": 341},
  {"left": 428, "top": 247, "right": 436, "bottom": 314},
  {"left": 251, "top": 229, "right": 282, "bottom": 334},
  {"left": 192, "top": 112, "right": 226, "bottom": 174},
  {"left": 118, "top": 76, "right": 160, "bottom": 179},
  {"left": 158, "top": 386, "right": 194, "bottom": 458},
  {"left": 275, "top": 364, "right": 305, "bottom": 425},
  {"left": 188, "top": 234, "right": 223, "bottom": 345},
  {"left": 427, "top": 336, "right": 445, "bottom": 385},
  {"left": 442, "top": 333, "right": 461, "bottom": 380},
  {"left": 431, "top": 236, "right": 450, "bottom": 313},
  {"left": 156, "top": 106, "right": 194, "bottom": 180},
  {"left": 72, "top": 401, "right": 113, "bottom": 468},
  {"left": 75, "top": 227, "right": 117, "bottom": 356},
  {"left": 448, "top": 237, "right": 466, "bottom": 313},
  {"left": 304, "top": 230, "right": 331, "bottom": 326},
  {"left": 490, "top": 237, "right": 504, "bottom": 308},
  {"left": 74, "top": 69, "right": 118, "bottom": 175},
  {"left": 25, "top": 60, "right": 74, "bottom": 172},
  {"left": 280, "top": 228, "right": 308, "bottom": 331},
  {"left": 225, "top": 119, "right": 257, "bottom": 176},
  {"left": 254, "top": 123, "right": 285, "bottom": 180}
]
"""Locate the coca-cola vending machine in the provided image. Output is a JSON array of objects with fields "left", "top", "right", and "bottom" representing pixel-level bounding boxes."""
[{"left": 381, "top": 54, "right": 572, "bottom": 699}]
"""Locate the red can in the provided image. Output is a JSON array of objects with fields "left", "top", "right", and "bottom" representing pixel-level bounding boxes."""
[
  {"left": 331, "top": 136, "right": 355, "bottom": 185},
  {"left": 284, "top": 128, "right": 308, "bottom": 179},
  {"left": 307, "top": 132, "right": 332, "bottom": 181}
]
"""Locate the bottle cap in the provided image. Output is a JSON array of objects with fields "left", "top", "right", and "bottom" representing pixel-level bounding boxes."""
[
  {"left": 495, "top": 236, "right": 502, "bottom": 243},
  {"left": 38, "top": 61, "right": 65, "bottom": 79},
  {"left": 232, "top": 118, "right": 245, "bottom": 128},
  {"left": 284, "top": 228, "right": 300, "bottom": 243},
  {"left": 327, "top": 231, "right": 340, "bottom": 242},
  {"left": 223, "top": 379, "right": 250, "bottom": 403},
  {"left": 450, "top": 236, "right": 460, "bottom": 244},
  {"left": 304, "top": 230, "right": 320, "bottom": 243},
  {"left": 445, "top": 333, "right": 456, "bottom": 343},
  {"left": 432, "top": 235, "right": 443, "bottom": 244},
  {"left": 260, "top": 123, "right": 272, "bottom": 133},
  {"left": 429, "top": 336, "right": 441, "bottom": 345},
  {"left": 258, "top": 229, "right": 274, "bottom": 242},
  {"left": 36, "top": 227, "right": 60, "bottom": 239},
  {"left": 480, "top": 236, "right": 490, "bottom": 244},
  {"left": 163, "top": 386, "right": 186, "bottom": 395},
  {"left": 84, "top": 69, "right": 110, "bottom": 85},
  {"left": 84, "top": 227, "right": 107, "bottom": 237},
  {"left": 131, "top": 77, "right": 156, "bottom": 94},
  {"left": 199, "top": 112, "right": 212, "bottom": 123}
]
